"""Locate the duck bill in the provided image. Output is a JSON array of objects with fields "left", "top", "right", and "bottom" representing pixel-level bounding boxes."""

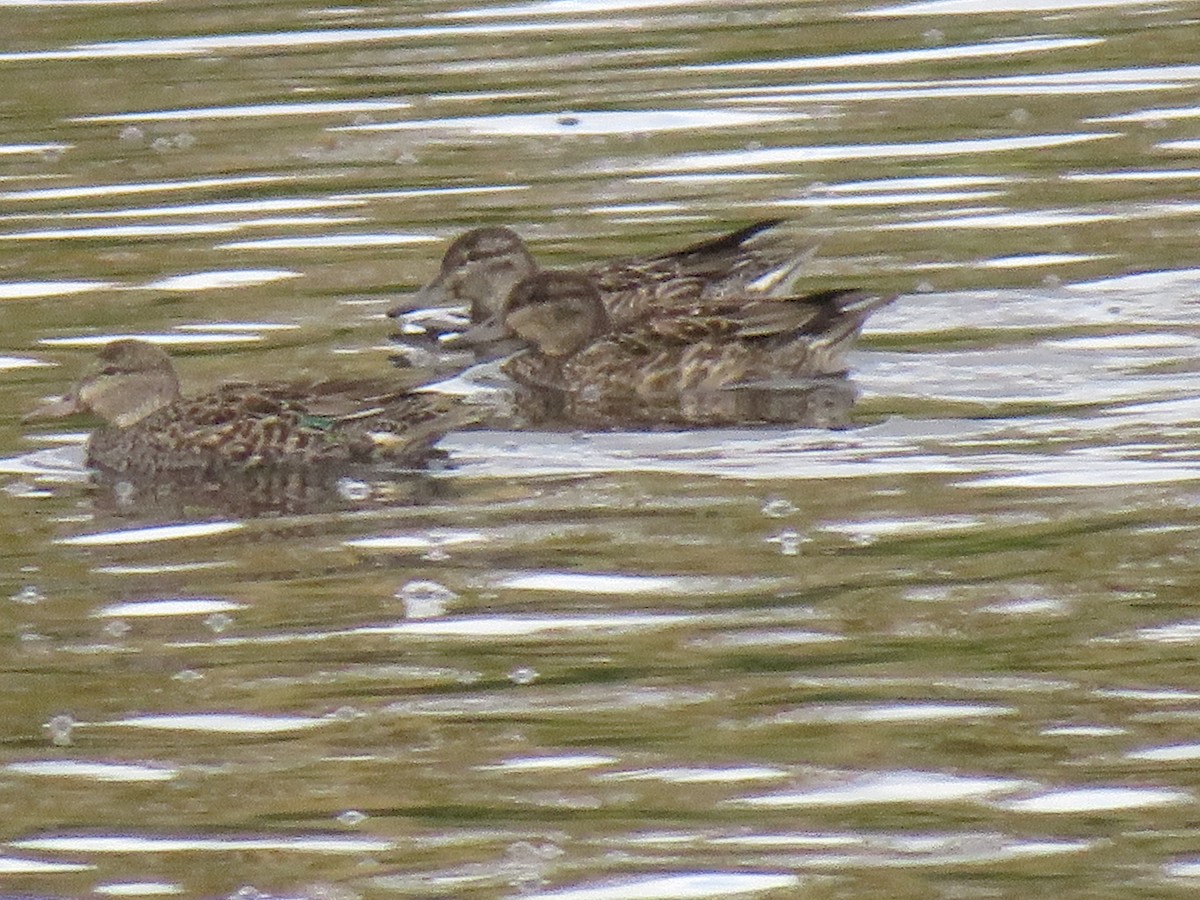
[
  {"left": 388, "top": 278, "right": 448, "bottom": 318},
  {"left": 444, "top": 317, "right": 508, "bottom": 348},
  {"left": 442, "top": 317, "right": 529, "bottom": 361},
  {"left": 23, "top": 393, "right": 82, "bottom": 422}
]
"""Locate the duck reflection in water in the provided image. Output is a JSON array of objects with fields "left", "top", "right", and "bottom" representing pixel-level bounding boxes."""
[
  {"left": 450, "top": 270, "right": 895, "bottom": 429},
  {"left": 24, "top": 339, "right": 474, "bottom": 515},
  {"left": 388, "top": 219, "right": 817, "bottom": 371}
]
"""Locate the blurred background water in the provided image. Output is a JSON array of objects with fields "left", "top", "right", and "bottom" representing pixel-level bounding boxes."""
[{"left": 4, "top": 0, "right": 1200, "bottom": 897}]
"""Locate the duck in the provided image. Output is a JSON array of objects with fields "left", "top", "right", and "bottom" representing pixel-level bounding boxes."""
[
  {"left": 389, "top": 219, "right": 817, "bottom": 334},
  {"left": 24, "top": 339, "right": 474, "bottom": 477},
  {"left": 483, "top": 270, "right": 896, "bottom": 427}
]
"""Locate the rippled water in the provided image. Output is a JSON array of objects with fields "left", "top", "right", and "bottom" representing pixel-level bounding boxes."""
[{"left": 4, "top": 1, "right": 1200, "bottom": 897}]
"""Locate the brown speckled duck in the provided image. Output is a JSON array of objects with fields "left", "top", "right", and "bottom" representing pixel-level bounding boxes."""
[
  {"left": 390, "top": 219, "right": 817, "bottom": 329},
  {"left": 485, "top": 270, "right": 895, "bottom": 427},
  {"left": 25, "top": 339, "right": 472, "bottom": 477}
]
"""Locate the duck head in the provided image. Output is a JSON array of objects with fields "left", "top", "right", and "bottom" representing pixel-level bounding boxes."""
[
  {"left": 393, "top": 227, "right": 538, "bottom": 323},
  {"left": 25, "top": 339, "right": 181, "bottom": 428},
  {"left": 502, "top": 270, "right": 612, "bottom": 358}
]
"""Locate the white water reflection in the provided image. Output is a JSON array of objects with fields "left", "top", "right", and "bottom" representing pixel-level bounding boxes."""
[
  {"left": 603, "top": 766, "right": 788, "bottom": 784},
  {"left": 0, "top": 857, "right": 92, "bottom": 874},
  {"left": 103, "top": 713, "right": 325, "bottom": 734},
  {"left": 439, "top": 0, "right": 731, "bottom": 17},
  {"left": 0, "top": 141, "right": 71, "bottom": 155},
  {"left": 94, "top": 883, "right": 183, "bottom": 897},
  {"left": 358, "top": 613, "right": 693, "bottom": 637},
  {"left": 28, "top": 197, "right": 364, "bottom": 219},
  {"left": 0, "top": 174, "right": 301, "bottom": 202},
  {"left": 95, "top": 598, "right": 246, "bottom": 618},
  {"left": 769, "top": 702, "right": 1013, "bottom": 724},
  {"left": 0, "top": 280, "right": 114, "bottom": 299},
  {"left": 685, "top": 36, "right": 1102, "bottom": 71},
  {"left": 479, "top": 754, "right": 618, "bottom": 772},
  {"left": 216, "top": 232, "right": 437, "bottom": 250},
  {"left": 525, "top": 873, "right": 801, "bottom": 900},
  {"left": 1127, "top": 744, "right": 1200, "bottom": 762},
  {"left": 11, "top": 834, "right": 392, "bottom": 853},
  {"left": 1065, "top": 168, "right": 1200, "bottom": 182},
  {"left": 731, "top": 771, "right": 1026, "bottom": 808},
  {"left": 880, "top": 209, "right": 1119, "bottom": 230},
  {"left": 498, "top": 572, "right": 689, "bottom": 593},
  {"left": 0, "top": 21, "right": 630, "bottom": 61},
  {"left": 344, "top": 530, "right": 487, "bottom": 550},
  {"left": 632, "top": 133, "right": 1116, "bottom": 173},
  {"left": 702, "top": 66, "right": 1200, "bottom": 104},
  {"left": 999, "top": 787, "right": 1191, "bottom": 813},
  {"left": 0, "top": 354, "right": 53, "bottom": 370},
  {"left": 338, "top": 109, "right": 802, "bottom": 137},
  {"left": 6, "top": 760, "right": 178, "bottom": 782},
  {"left": 72, "top": 99, "right": 413, "bottom": 122},
  {"left": 56, "top": 522, "right": 244, "bottom": 546},
  {"left": 40, "top": 333, "right": 261, "bottom": 347},
  {"left": 140, "top": 270, "right": 302, "bottom": 291},
  {"left": 859, "top": 0, "right": 1191, "bottom": 13},
  {"left": 0, "top": 218, "right": 362, "bottom": 241},
  {"left": 706, "top": 832, "right": 1093, "bottom": 867}
]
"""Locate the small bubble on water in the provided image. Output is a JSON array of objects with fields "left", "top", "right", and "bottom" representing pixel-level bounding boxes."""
[
  {"left": 11, "top": 585, "right": 44, "bottom": 605},
  {"left": 337, "top": 809, "right": 368, "bottom": 826},
  {"left": 744, "top": 140, "right": 763, "bottom": 152},
  {"left": 923, "top": 28, "right": 944, "bottom": 43},
  {"left": 103, "top": 619, "right": 131, "bottom": 638},
  {"left": 509, "top": 666, "right": 539, "bottom": 685},
  {"left": 45, "top": 714, "right": 74, "bottom": 746},
  {"left": 1008, "top": 107, "right": 1031, "bottom": 125},
  {"left": 397, "top": 580, "right": 457, "bottom": 619},
  {"left": 18, "top": 629, "right": 49, "bottom": 652},
  {"left": 172, "top": 132, "right": 196, "bottom": 150},
  {"left": 150, "top": 136, "right": 174, "bottom": 152},
  {"left": 915, "top": 280, "right": 936, "bottom": 294},
  {"left": 1042, "top": 274, "right": 1062, "bottom": 288},
  {"left": 421, "top": 547, "right": 450, "bottom": 562},
  {"left": 504, "top": 839, "right": 562, "bottom": 887},
  {"left": 761, "top": 497, "right": 797, "bottom": 518},
  {"left": 229, "top": 888, "right": 268, "bottom": 900},
  {"left": 173, "top": 668, "right": 203, "bottom": 682},
  {"left": 336, "top": 477, "right": 372, "bottom": 501},
  {"left": 767, "top": 528, "right": 805, "bottom": 556},
  {"left": 331, "top": 705, "right": 362, "bottom": 721},
  {"left": 205, "top": 612, "right": 233, "bottom": 633},
  {"left": 118, "top": 125, "right": 145, "bottom": 143}
]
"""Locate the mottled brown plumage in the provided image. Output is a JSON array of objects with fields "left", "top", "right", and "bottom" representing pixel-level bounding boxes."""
[
  {"left": 26, "top": 339, "right": 472, "bottom": 477},
  {"left": 495, "top": 271, "right": 895, "bottom": 427},
  {"left": 390, "top": 219, "right": 816, "bottom": 328}
]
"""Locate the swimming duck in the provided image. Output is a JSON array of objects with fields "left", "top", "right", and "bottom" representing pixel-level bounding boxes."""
[
  {"left": 25, "top": 339, "right": 473, "bottom": 477},
  {"left": 487, "top": 270, "right": 895, "bottom": 427},
  {"left": 389, "top": 219, "right": 817, "bottom": 330}
]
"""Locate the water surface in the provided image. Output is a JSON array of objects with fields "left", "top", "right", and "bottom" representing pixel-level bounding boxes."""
[{"left": 3, "top": 1, "right": 1200, "bottom": 897}]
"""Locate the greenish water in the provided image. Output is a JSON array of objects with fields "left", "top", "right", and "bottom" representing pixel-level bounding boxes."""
[{"left": 4, "top": 1, "right": 1200, "bottom": 897}]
